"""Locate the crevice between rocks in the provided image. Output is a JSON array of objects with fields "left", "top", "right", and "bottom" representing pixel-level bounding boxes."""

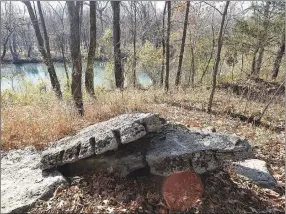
[
  {"left": 139, "top": 121, "right": 148, "bottom": 133},
  {"left": 59, "top": 150, "right": 65, "bottom": 162},
  {"left": 112, "top": 129, "right": 122, "bottom": 146},
  {"left": 75, "top": 144, "right": 81, "bottom": 158},
  {"left": 89, "top": 137, "right": 96, "bottom": 153}
]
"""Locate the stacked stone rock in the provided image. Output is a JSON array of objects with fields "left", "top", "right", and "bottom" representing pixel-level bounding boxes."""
[{"left": 1, "top": 113, "right": 255, "bottom": 213}]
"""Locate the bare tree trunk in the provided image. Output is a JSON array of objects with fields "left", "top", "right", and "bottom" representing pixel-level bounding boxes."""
[
  {"left": 37, "top": 2, "right": 50, "bottom": 55},
  {"left": 23, "top": 1, "right": 62, "bottom": 99},
  {"left": 160, "top": 2, "right": 167, "bottom": 87},
  {"left": 187, "top": 44, "right": 195, "bottom": 87},
  {"left": 251, "top": 46, "right": 259, "bottom": 75},
  {"left": 79, "top": 2, "right": 84, "bottom": 49},
  {"left": 231, "top": 63, "right": 235, "bottom": 81},
  {"left": 190, "top": 45, "right": 195, "bottom": 87},
  {"left": 96, "top": 2, "right": 108, "bottom": 60},
  {"left": 207, "top": 1, "right": 230, "bottom": 113},
  {"left": 175, "top": 1, "right": 190, "bottom": 86},
  {"left": 1, "top": 43, "right": 8, "bottom": 61},
  {"left": 27, "top": 45, "right": 32, "bottom": 58},
  {"left": 12, "top": 33, "right": 18, "bottom": 55},
  {"left": 67, "top": 1, "right": 84, "bottom": 115},
  {"left": 37, "top": 1, "right": 63, "bottom": 96},
  {"left": 254, "top": 47, "right": 264, "bottom": 76},
  {"left": 252, "top": 1, "right": 270, "bottom": 77},
  {"left": 85, "top": 1, "right": 96, "bottom": 97},
  {"left": 99, "top": 11, "right": 104, "bottom": 34},
  {"left": 111, "top": 1, "right": 124, "bottom": 89},
  {"left": 26, "top": 23, "right": 32, "bottom": 58},
  {"left": 60, "top": 42, "right": 70, "bottom": 88},
  {"left": 165, "top": 1, "right": 171, "bottom": 92},
  {"left": 241, "top": 53, "right": 244, "bottom": 73},
  {"left": 132, "top": 1, "right": 137, "bottom": 88},
  {"left": 9, "top": 34, "right": 19, "bottom": 62},
  {"left": 200, "top": 24, "right": 215, "bottom": 84},
  {"left": 1, "top": 31, "right": 13, "bottom": 61},
  {"left": 272, "top": 34, "right": 285, "bottom": 79}
]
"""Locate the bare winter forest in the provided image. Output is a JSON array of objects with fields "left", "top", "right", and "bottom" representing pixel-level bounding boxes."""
[{"left": 1, "top": 1, "right": 285, "bottom": 213}]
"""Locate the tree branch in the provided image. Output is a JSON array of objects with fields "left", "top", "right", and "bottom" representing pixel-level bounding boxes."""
[{"left": 202, "top": 1, "right": 223, "bottom": 15}]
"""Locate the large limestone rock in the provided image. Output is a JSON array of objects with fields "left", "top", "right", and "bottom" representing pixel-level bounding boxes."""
[
  {"left": 1, "top": 147, "right": 66, "bottom": 213},
  {"left": 60, "top": 125, "right": 253, "bottom": 177},
  {"left": 233, "top": 159, "right": 277, "bottom": 189},
  {"left": 1, "top": 114, "right": 254, "bottom": 213},
  {"left": 41, "top": 113, "right": 165, "bottom": 170},
  {"left": 145, "top": 125, "right": 252, "bottom": 176},
  {"left": 1, "top": 113, "right": 165, "bottom": 213}
]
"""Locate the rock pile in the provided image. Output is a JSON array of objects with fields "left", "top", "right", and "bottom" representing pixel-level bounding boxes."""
[{"left": 1, "top": 113, "right": 274, "bottom": 213}]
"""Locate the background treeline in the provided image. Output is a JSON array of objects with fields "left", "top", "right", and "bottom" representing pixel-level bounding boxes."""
[{"left": 1, "top": 1, "right": 285, "bottom": 114}]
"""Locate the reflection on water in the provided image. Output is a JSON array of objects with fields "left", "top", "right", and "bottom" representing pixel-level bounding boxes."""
[{"left": 1, "top": 62, "right": 153, "bottom": 92}]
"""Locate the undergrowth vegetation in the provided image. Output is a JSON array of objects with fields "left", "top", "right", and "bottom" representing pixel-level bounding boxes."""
[
  {"left": 2, "top": 79, "right": 284, "bottom": 152},
  {"left": 3, "top": 80, "right": 284, "bottom": 213}
]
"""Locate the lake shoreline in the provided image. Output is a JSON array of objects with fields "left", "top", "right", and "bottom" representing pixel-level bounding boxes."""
[{"left": 1, "top": 56, "right": 107, "bottom": 65}]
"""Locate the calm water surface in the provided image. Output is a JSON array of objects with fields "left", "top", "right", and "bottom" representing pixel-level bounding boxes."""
[{"left": 1, "top": 61, "right": 152, "bottom": 92}]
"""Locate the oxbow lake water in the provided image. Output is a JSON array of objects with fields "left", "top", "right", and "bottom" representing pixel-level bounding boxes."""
[{"left": 1, "top": 61, "right": 153, "bottom": 92}]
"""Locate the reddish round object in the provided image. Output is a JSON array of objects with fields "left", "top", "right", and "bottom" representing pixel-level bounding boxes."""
[{"left": 162, "top": 170, "right": 203, "bottom": 211}]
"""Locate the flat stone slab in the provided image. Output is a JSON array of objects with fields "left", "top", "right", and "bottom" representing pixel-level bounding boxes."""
[
  {"left": 146, "top": 125, "right": 253, "bottom": 176},
  {"left": 60, "top": 125, "right": 253, "bottom": 177},
  {"left": 233, "top": 159, "right": 277, "bottom": 189},
  {"left": 1, "top": 147, "right": 66, "bottom": 213},
  {"left": 41, "top": 113, "right": 165, "bottom": 170}
]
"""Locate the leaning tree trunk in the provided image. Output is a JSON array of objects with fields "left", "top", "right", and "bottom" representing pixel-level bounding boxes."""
[
  {"left": 207, "top": 1, "right": 230, "bottom": 113},
  {"left": 67, "top": 1, "right": 84, "bottom": 115},
  {"left": 85, "top": 1, "right": 96, "bottom": 97},
  {"left": 111, "top": 1, "right": 124, "bottom": 89},
  {"left": 160, "top": 2, "right": 167, "bottom": 87},
  {"left": 272, "top": 34, "right": 285, "bottom": 79},
  {"left": 132, "top": 1, "right": 137, "bottom": 88},
  {"left": 23, "top": 1, "right": 62, "bottom": 99},
  {"left": 175, "top": 1, "right": 190, "bottom": 86},
  {"left": 37, "top": 2, "right": 51, "bottom": 58},
  {"left": 37, "top": 1, "right": 62, "bottom": 97},
  {"left": 165, "top": 1, "right": 171, "bottom": 92}
]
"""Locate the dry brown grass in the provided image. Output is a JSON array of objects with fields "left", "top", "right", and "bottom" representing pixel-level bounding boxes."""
[
  {"left": 1, "top": 89, "right": 156, "bottom": 151},
  {"left": 2, "top": 85, "right": 284, "bottom": 152}
]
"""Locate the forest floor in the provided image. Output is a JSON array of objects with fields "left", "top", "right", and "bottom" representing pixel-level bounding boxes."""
[{"left": 2, "top": 79, "right": 285, "bottom": 213}]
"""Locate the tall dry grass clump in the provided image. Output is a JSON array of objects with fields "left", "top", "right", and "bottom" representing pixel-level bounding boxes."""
[
  {"left": 2, "top": 82, "right": 284, "bottom": 151},
  {"left": 1, "top": 89, "right": 158, "bottom": 151}
]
